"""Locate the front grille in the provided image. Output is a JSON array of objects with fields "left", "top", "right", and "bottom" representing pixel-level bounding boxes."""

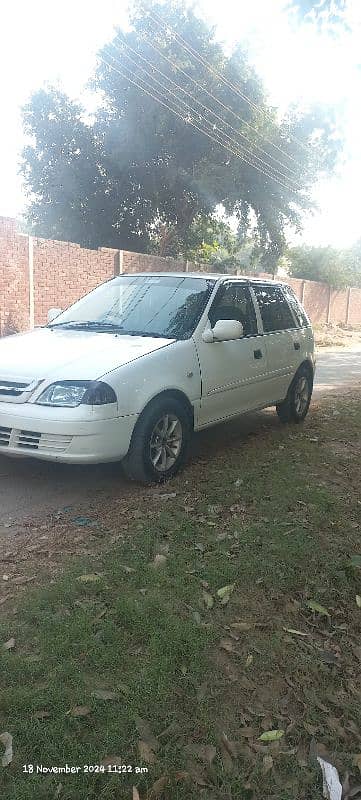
[
  {"left": 0, "top": 380, "right": 30, "bottom": 398},
  {"left": 17, "top": 430, "right": 41, "bottom": 450},
  {"left": 0, "top": 428, "right": 73, "bottom": 454},
  {"left": 0, "top": 426, "right": 11, "bottom": 447}
]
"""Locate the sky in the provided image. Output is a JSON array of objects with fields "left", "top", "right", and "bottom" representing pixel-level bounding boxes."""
[{"left": 1, "top": 0, "right": 361, "bottom": 248}]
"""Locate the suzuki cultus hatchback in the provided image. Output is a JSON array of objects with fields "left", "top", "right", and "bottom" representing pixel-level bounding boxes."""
[{"left": 0, "top": 273, "right": 315, "bottom": 482}]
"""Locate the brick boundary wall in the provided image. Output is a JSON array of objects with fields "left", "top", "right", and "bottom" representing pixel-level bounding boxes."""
[{"left": 1, "top": 216, "right": 361, "bottom": 334}]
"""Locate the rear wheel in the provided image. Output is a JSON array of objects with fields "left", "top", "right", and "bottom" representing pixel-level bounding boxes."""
[
  {"left": 276, "top": 366, "right": 313, "bottom": 424},
  {"left": 123, "top": 396, "right": 192, "bottom": 483}
]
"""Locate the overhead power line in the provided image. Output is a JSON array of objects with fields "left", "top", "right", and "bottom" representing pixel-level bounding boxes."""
[
  {"left": 98, "top": 52, "right": 300, "bottom": 194},
  {"left": 145, "top": 5, "right": 313, "bottom": 159},
  {"left": 137, "top": 33, "right": 304, "bottom": 178},
  {"left": 107, "top": 40, "right": 301, "bottom": 189},
  {"left": 108, "top": 36, "right": 302, "bottom": 189}
]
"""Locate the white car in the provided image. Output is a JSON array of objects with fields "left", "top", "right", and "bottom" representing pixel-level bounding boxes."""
[{"left": 0, "top": 272, "right": 315, "bottom": 482}]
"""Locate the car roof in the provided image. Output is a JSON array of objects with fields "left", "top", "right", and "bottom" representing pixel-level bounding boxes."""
[{"left": 120, "top": 271, "right": 285, "bottom": 286}]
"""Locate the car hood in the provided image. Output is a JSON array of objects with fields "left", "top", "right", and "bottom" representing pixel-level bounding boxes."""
[{"left": 0, "top": 327, "right": 174, "bottom": 383}]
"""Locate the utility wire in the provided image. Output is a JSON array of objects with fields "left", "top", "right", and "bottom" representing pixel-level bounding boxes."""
[
  {"left": 99, "top": 52, "right": 299, "bottom": 194},
  {"left": 108, "top": 36, "right": 302, "bottom": 188},
  {"left": 107, "top": 41, "right": 301, "bottom": 189},
  {"left": 137, "top": 32, "right": 303, "bottom": 178},
  {"left": 146, "top": 6, "right": 313, "bottom": 160}
]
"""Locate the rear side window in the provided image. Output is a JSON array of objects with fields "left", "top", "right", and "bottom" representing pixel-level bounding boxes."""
[
  {"left": 282, "top": 285, "right": 310, "bottom": 328},
  {"left": 208, "top": 283, "right": 257, "bottom": 336},
  {"left": 252, "top": 284, "right": 296, "bottom": 333}
]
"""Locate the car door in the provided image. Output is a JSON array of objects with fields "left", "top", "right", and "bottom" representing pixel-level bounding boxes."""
[
  {"left": 250, "top": 283, "right": 299, "bottom": 403},
  {"left": 194, "top": 281, "right": 269, "bottom": 427}
]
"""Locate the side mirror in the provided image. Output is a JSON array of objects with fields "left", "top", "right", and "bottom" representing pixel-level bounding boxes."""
[
  {"left": 202, "top": 319, "right": 244, "bottom": 343},
  {"left": 47, "top": 308, "right": 62, "bottom": 324}
]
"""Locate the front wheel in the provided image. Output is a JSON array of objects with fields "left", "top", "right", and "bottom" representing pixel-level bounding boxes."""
[
  {"left": 276, "top": 367, "right": 313, "bottom": 424},
  {"left": 122, "top": 396, "right": 192, "bottom": 483}
]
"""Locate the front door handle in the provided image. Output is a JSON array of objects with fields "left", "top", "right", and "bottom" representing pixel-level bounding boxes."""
[
  {"left": 254, "top": 349, "right": 263, "bottom": 359},
  {"left": 294, "top": 342, "right": 300, "bottom": 350}
]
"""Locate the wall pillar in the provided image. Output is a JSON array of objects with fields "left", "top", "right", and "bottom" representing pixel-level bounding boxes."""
[
  {"left": 326, "top": 285, "right": 332, "bottom": 324},
  {"left": 346, "top": 287, "right": 351, "bottom": 325},
  {"left": 28, "top": 236, "right": 34, "bottom": 329}
]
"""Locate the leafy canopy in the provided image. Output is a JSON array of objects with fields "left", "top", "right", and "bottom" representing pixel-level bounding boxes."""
[
  {"left": 21, "top": 1, "right": 342, "bottom": 262},
  {"left": 287, "top": 242, "right": 361, "bottom": 288}
]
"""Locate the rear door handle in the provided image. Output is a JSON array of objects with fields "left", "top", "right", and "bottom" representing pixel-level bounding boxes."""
[
  {"left": 254, "top": 349, "right": 263, "bottom": 359},
  {"left": 294, "top": 342, "right": 300, "bottom": 350}
]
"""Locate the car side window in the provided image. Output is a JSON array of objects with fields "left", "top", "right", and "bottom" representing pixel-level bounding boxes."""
[
  {"left": 208, "top": 283, "right": 257, "bottom": 337},
  {"left": 252, "top": 284, "right": 296, "bottom": 333},
  {"left": 282, "top": 286, "right": 310, "bottom": 328}
]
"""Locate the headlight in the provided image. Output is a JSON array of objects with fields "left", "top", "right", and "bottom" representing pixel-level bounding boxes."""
[{"left": 35, "top": 381, "right": 117, "bottom": 407}]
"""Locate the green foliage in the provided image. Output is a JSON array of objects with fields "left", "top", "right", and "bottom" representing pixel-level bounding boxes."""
[
  {"left": 288, "top": 0, "right": 348, "bottom": 27},
  {"left": 21, "top": 1, "right": 342, "bottom": 257},
  {"left": 287, "top": 242, "right": 361, "bottom": 288}
]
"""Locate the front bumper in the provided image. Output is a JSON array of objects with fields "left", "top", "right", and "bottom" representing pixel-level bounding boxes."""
[{"left": 0, "top": 403, "right": 138, "bottom": 463}]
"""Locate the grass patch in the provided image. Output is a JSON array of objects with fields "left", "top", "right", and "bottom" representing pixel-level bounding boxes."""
[{"left": 1, "top": 395, "right": 361, "bottom": 799}]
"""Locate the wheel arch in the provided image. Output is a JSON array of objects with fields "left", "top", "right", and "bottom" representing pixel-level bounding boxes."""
[
  {"left": 137, "top": 389, "right": 195, "bottom": 429},
  {"left": 296, "top": 358, "right": 314, "bottom": 384}
]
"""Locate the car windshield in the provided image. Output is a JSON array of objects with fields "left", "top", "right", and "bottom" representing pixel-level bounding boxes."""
[{"left": 49, "top": 275, "right": 215, "bottom": 340}]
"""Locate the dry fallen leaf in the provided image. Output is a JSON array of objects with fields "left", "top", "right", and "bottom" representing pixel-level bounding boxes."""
[
  {"left": 283, "top": 627, "right": 308, "bottom": 636},
  {"left": 101, "top": 756, "right": 125, "bottom": 767},
  {"left": 230, "top": 622, "right": 252, "bottom": 631},
  {"left": 91, "top": 690, "right": 118, "bottom": 700},
  {"left": 190, "top": 744, "right": 217, "bottom": 766},
  {"left": 148, "top": 774, "right": 169, "bottom": 798},
  {"left": 307, "top": 600, "right": 331, "bottom": 617},
  {"left": 0, "top": 594, "right": 14, "bottom": 606},
  {"left": 262, "top": 754, "right": 273, "bottom": 774},
  {"left": 202, "top": 591, "right": 214, "bottom": 610},
  {"left": 133, "top": 787, "right": 141, "bottom": 800},
  {"left": 187, "top": 762, "right": 209, "bottom": 786},
  {"left": 218, "top": 733, "right": 237, "bottom": 772},
  {"left": 354, "top": 753, "right": 361, "bottom": 773},
  {"left": 34, "top": 710, "right": 50, "bottom": 720},
  {"left": 67, "top": 705, "right": 91, "bottom": 717},
  {"left": 258, "top": 730, "right": 284, "bottom": 742},
  {"left": 138, "top": 740, "right": 157, "bottom": 764},
  {"left": 217, "top": 584, "right": 235, "bottom": 605},
  {"left": 135, "top": 717, "right": 159, "bottom": 751},
  {"left": 174, "top": 770, "right": 190, "bottom": 782},
  {"left": 219, "top": 638, "right": 236, "bottom": 654},
  {"left": 151, "top": 554, "right": 167, "bottom": 568},
  {"left": 3, "top": 637, "right": 15, "bottom": 651},
  {"left": 0, "top": 732, "right": 13, "bottom": 766},
  {"left": 12, "top": 576, "right": 36, "bottom": 585},
  {"left": 77, "top": 574, "right": 101, "bottom": 583}
]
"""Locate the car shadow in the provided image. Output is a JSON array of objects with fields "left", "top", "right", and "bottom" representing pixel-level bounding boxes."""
[{"left": 0, "top": 409, "right": 280, "bottom": 524}]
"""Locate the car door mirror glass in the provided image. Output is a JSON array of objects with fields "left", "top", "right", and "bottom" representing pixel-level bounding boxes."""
[{"left": 212, "top": 319, "right": 244, "bottom": 341}]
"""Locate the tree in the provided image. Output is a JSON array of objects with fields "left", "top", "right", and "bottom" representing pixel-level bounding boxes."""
[
  {"left": 287, "top": 244, "right": 351, "bottom": 288},
  {"left": 21, "top": 1, "right": 342, "bottom": 258},
  {"left": 288, "top": 0, "right": 347, "bottom": 25}
]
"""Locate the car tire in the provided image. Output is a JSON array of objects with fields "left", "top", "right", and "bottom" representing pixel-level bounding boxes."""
[
  {"left": 122, "top": 396, "right": 192, "bottom": 483},
  {"left": 276, "top": 365, "right": 313, "bottom": 424}
]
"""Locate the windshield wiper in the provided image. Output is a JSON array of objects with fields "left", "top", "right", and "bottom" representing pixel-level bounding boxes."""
[
  {"left": 122, "top": 330, "right": 168, "bottom": 338},
  {"left": 49, "top": 321, "right": 125, "bottom": 331},
  {"left": 48, "top": 321, "right": 169, "bottom": 337}
]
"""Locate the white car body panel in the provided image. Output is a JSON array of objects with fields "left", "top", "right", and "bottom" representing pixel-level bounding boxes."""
[
  {"left": 0, "top": 328, "right": 174, "bottom": 386},
  {"left": 193, "top": 333, "right": 269, "bottom": 427},
  {"left": 0, "top": 272, "right": 315, "bottom": 464}
]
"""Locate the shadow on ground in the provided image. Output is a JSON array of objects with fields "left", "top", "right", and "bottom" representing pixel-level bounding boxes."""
[{"left": 0, "top": 409, "right": 280, "bottom": 525}]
